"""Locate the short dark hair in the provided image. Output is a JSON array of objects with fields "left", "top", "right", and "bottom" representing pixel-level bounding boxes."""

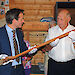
[{"left": 5, "top": 8, "right": 24, "bottom": 24}]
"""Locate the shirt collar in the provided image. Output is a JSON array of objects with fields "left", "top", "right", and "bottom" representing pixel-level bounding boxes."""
[
  {"left": 57, "top": 23, "right": 71, "bottom": 31},
  {"left": 5, "top": 24, "right": 16, "bottom": 33}
]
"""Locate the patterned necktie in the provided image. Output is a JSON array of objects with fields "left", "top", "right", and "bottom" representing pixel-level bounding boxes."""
[{"left": 12, "top": 30, "right": 19, "bottom": 63}]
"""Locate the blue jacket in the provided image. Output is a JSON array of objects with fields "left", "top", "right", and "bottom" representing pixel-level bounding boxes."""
[{"left": 0, "top": 25, "right": 28, "bottom": 75}]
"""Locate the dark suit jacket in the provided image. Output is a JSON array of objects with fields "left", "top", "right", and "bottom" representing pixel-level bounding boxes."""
[{"left": 0, "top": 25, "right": 28, "bottom": 75}]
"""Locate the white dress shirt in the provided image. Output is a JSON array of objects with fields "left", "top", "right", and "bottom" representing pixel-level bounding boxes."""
[
  {"left": 5, "top": 24, "right": 21, "bottom": 66},
  {"left": 45, "top": 24, "right": 75, "bottom": 62}
]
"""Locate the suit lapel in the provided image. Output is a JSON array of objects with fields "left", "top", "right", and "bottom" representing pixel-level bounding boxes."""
[{"left": 2, "top": 26, "right": 12, "bottom": 56}]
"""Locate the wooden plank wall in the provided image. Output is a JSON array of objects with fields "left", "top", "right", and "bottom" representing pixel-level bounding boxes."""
[{"left": 9, "top": 0, "right": 74, "bottom": 65}]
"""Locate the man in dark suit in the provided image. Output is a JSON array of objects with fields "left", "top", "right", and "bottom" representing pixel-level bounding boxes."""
[{"left": 0, "top": 8, "right": 28, "bottom": 75}]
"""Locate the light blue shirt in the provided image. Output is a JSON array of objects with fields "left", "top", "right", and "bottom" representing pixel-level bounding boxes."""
[{"left": 5, "top": 24, "right": 21, "bottom": 66}]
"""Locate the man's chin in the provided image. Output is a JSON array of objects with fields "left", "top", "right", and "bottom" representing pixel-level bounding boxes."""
[{"left": 18, "top": 26, "right": 22, "bottom": 29}]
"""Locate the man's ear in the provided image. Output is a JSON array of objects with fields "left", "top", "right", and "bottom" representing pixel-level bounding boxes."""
[
  {"left": 12, "top": 19, "right": 17, "bottom": 23},
  {"left": 68, "top": 16, "right": 71, "bottom": 23}
]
